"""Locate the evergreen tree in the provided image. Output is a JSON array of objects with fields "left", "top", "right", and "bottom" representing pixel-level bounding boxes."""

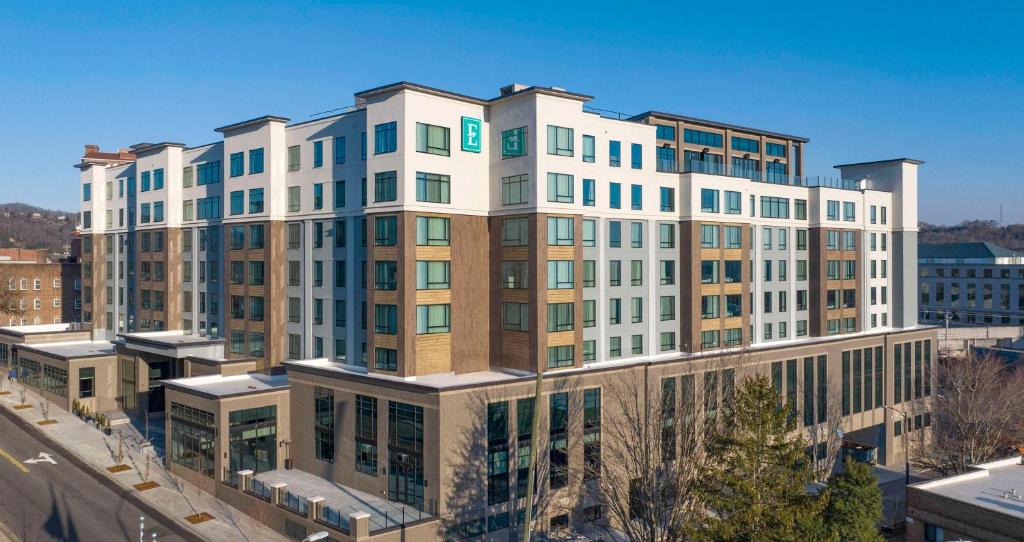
[
  {"left": 821, "top": 459, "right": 884, "bottom": 542},
  {"left": 691, "top": 375, "right": 823, "bottom": 541}
]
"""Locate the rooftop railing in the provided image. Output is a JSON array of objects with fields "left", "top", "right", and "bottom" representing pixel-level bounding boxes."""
[{"left": 678, "top": 159, "right": 863, "bottom": 191}]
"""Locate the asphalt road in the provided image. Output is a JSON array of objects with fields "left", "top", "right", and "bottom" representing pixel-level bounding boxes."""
[{"left": 0, "top": 412, "right": 184, "bottom": 542}]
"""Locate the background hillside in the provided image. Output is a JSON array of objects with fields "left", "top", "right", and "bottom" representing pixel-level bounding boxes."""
[
  {"left": 0, "top": 202, "right": 79, "bottom": 255},
  {"left": 920, "top": 220, "right": 1024, "bottom": 251}
]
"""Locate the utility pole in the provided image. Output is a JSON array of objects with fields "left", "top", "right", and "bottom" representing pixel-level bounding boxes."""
[{"left": 520, "top": 366, "right": 544, "bottom": 542}]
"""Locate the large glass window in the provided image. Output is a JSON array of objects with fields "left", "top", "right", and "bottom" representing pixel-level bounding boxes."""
[
  {"left": 170, "top": 402, "right": 215, "bottom": 477},
  {"left": 416, "top": 122, "right": 450, "bottom": 156},
  {"left": 388, "top": 401, "right": 425, "bottom": 509},
  {"left": 356, "top": 395, "right": 378, "bottom": 475},
  {"left": 375, "top": 121, "right": 397, "bottom": 154},
  {"left": 415, "top": 172, "right": 450, "bottom": 203},
  {"left": 314, "top": 387, "right": 335, "bottom": 463},
  {"left": 547, "top": 173, "right": 574, "bottom": 203},
  {"left": 416, "top": 216, "right": 450, "bottom": 246},
  {"left": 547, "top": 125, "right": 574, "bottom": 157}
]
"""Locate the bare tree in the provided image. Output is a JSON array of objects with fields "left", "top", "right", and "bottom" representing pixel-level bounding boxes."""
[
  {"left": 913, "top": 352, "right": 1024, "bottom": 476},
  {"left": 582, "top": 352, "right": 756, "bottom": 542},
  {"left": 39, "top": 399, "right": 50, "bottom": 422},
  {"left": 798, "top": 377, "right": 846, "bottom": 482}
]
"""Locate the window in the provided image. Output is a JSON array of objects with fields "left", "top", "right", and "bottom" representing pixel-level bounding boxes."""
[
  {"left": 582, "top": 134, "right": 595, "bottom": 162},
  {"left": 547, "top": 173, "right": 574, "bottom": 203},
  {"left": 375, "top": 261, "right": 398, "bottom": 290},
  {"left": 195, "top": 197, "right": 221, "bottom": 219},
  {"left": 765, "top": 162, "right": 787, "bottom": 183},
  {"left": 287, "top": 186, "right": 301, "bottom": 212},
  {"left": 501, "top": 217, "right": 528, "bottom": 246},
  {"left": 583, "top": 260, "right": 596, "bottom": 286},
  {"left": 374, "top": 304, "right": 398, "bottom": 334},
  {"left": 660, "top": 223, "right": 676, "bottom": 248},
  {"left": 631, "top": 143, "right": 642, "bottom": 169},
  {"left": 502, "top": 174, "right": 529, "bottom": 205},
  {"left": 547, "top": 217, "right": 574, "bottom": 246},
  {"left": 249, "top": 188, "right": 264, "bottom": 213},
  {"left": 501, "top": 126, "right": 527, "bottom": 158},
  {"left": 661, "top": 260, "right": 675, "bottom": 285},
  {"left": 78, "top": 367, "right": 95, "bottom": 398},
  {"left": 843, "top": 202, "right": 856, "bottom": 222},
  {"left": 609, "top": 182, "right": 621, "bottom": 208},
  {"left": 416, "top": 261, "right": 449, "bottom": 290},
  {"left": 547, "top": 261, "right": 574, "bottom": 289},
  {"left": 415, "top": 122, "right": 450, "bottom": 156},
  {"left": 684, "top": 129, "right": 723, "bottom": 147},
  {"left": 724, "top": 225, "right": 741, "bottom": 249},
  {"left": 230, "top": 190, "right": 244, "bottom": 215},
  {"left": 547, "top": 125, "right": 574, "bottom": 156},
  {"left": 182, "top": 167, "right": 193, "bottom": 188},
  {"left": 631, "top": 184, "right": 643, "bottom": 210},
  {"left": 579, "top": 178, "right": 595, "bottom": 206},
  {"left": 416, "top": 172, "right": 450, "bottom": 203},
  {"left": 630, "top": 222, "right": 643, "bottom": 248},
  {"left": 827, "top": 200, "right": 840, "bottom": 221},
  {"left": 608, "top": 260, "right": 621, "bottom": 287},
  {"left": 314, "top": 387, "right": 335, "bottom": 462},
  {"left": 630, "top": 260, "right": 643, "bottom": 286},
  {"left": 355, "top": 395, "right": 378, "bottom": 474},
  {"left": 313, "top": 183, "right": 324, "bottom": 209},
  {"left": 608, "top": 221, "right": 621, "bottom": 247},
  {"left": 416, "top": 216, "right": 450, "bottom": 246},
  {"left": 374, "top": 171, "right": 397, "bottom": 202},
  {"left": 230, "top": 152, "right": 244, "bottom": 177},
  {"left": 701, "top": 260, "right": 719, "bottom": 284},
  {"left": 701, "top": 224, "right": 719, "bottom": 248},
  {"left": 374, "top": 216, "right": 398, "bottom": 246},
  {"left": 416, "top": 304, "right": 451, "bottom": 334},
  {"left": 701, "top": 189, "right": 720, "bottom": 213},
  {"left": 794, "top": 199, "right": 807, "bottom": 220},
  {"left": 502, "top": 302, "right": 529, "bottom": 331},
  {"left": 761, "top": 196, "right": 790, "bottom": 219},
  {"left": 722, "top": 190, "right": 741, "bottom": 214},
  {"left": 609, "top": 140, "right": 621, "bottom": 167},
  {"left": 731, "top": 136, "right": 759, "bottom": 153},
  {"left": 702, "top": 295, "right": 720, "bottom": 319},
  {"left": 245, "top": 147, "right": 264, "bottom": 174},
  {"left": 82, "top": 183, "right": 91, "bottom": 201},
  {"left": 660, "top": 187, "right": 675, "bottom": 212},
  {"left": 547, "top": 303, "right": 574, "bottom": 332},
  {"left": 374, "top": 121, "right": 397, "bottom": 154}
]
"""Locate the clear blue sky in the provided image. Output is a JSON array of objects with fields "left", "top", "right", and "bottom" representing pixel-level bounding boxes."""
[{"left": 1, "top": 0, "right": 1021, "bottom": 224}]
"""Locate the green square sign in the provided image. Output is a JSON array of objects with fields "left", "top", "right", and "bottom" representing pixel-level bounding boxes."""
[{"left": 461, "top": 116, "right": 482, "bottom": 153}]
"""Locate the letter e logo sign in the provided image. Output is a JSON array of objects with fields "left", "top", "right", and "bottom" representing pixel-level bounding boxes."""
[{"left": 461, "top": 116, "right": 481, "bottom": 153}]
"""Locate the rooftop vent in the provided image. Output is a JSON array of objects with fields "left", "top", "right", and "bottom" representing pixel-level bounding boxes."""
[{"left": 500, "top": 83, "right": 529, "bottom": 97}]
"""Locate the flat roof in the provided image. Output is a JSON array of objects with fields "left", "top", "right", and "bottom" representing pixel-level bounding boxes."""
[
  {"left": 286, "top": 326, "right": 937, "bottom": 391},
  {"left": 119, "top": 331, "right": 224, "bottom": 348},
  {"left": 163, "top": 373, "right": 288, "bottom": 399},
  {"left": 16, "top": 341, "right": 116, "bottom": 360},
  {"left": 285, "top": 358, "right": 530, "bottom": 389},
  {"left": 354, "top": 81, "right": 593, "bottom": 106},
  {"left": 253, "top": 469, "right": 431, "bottom": 532},
  {"left": 834, "top": 157, "right": 924, "bottom": 168},
  {"left": 0, "top": 323, "right": 77, "bottom": 336},
  {"left": 635, "top": 110, "right": 809, "bottom": 143},
  {"left": 214, "top": 115, "right": 290, "bottom": 134},
  {"left": 912, "top": 456, "right": 1024, "bottom": 521}
]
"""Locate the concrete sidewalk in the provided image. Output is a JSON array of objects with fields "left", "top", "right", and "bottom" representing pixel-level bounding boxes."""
[{"left": 0, "top": 384, "right": 287, "bottom": 542}]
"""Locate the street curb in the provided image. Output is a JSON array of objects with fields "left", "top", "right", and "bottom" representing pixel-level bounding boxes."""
[{"left": 0, "top": 404, "right": 207, "bottom": 542}]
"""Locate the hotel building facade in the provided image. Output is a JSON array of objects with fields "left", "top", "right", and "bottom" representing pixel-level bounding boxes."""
[{"left": 69, "top": 81, "right": 937, "bottom": 541}]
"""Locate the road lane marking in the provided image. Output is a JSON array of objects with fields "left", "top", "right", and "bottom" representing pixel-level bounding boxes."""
[
  {"left": 24, "top": 452, "right": 56, "bottom": 465},
  {"left": 0, "top": 448, "right": 28, "bottom": 473}
]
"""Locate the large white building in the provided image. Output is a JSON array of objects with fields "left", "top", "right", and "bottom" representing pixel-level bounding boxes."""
[{"left": 69, "top": 81, "right": 937, "bottom": 540}]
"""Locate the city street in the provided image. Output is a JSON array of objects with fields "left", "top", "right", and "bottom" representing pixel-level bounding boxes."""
[{"left": 0, "top": 412, "right": 183, "bottom": 542}]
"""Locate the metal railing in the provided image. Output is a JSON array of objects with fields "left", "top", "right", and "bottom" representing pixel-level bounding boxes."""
[{"left": 679, "top": 159, "right": 863, "bottom": 191}]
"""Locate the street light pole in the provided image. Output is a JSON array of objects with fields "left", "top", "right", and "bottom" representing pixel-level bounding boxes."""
[{"left": 943, "top": 310, "right": 952, "bottom": 356}]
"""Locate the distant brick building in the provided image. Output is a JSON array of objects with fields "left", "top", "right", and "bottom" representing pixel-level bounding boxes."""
[{"left": 0, "top": 243, "right": 81, "bottom": 326}]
